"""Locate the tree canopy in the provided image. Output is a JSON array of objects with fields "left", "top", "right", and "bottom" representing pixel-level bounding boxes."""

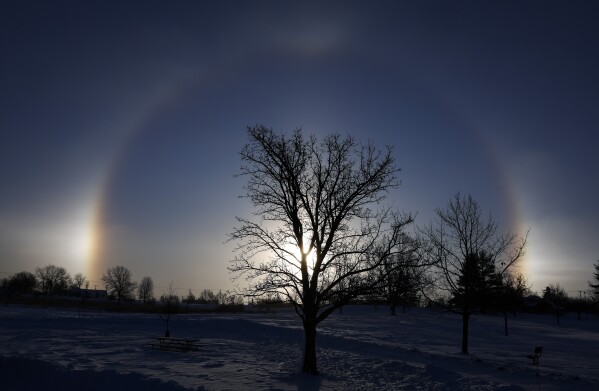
[
  {"left": 230, "top": 125, "right": 413, "bottom": 373},
  {"left": 35, "top": 265, "right": 71, "bottom": 295},
  {"left": 421, "top": 193, "right": 527, "bottom": 353},
  {"left": 102, "top": 265, "right": 136, "bottom": 304}
]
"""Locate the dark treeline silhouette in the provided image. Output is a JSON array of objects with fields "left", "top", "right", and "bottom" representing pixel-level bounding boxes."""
[{"left": 0, "top": 264, "right": 243, "bottom": 314}]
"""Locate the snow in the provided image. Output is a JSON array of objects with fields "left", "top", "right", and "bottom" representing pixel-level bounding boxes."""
[{"left": 1, "top": 305, "right": 598, "bottom": 390}]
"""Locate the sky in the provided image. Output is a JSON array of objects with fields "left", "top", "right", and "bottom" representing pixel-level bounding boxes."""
[{"left": 1, "top": 1, "right": 598, "bottom": 297}]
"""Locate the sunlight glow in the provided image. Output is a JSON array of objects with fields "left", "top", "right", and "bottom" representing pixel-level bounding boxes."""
[
  {"left": 282, "top": 235, "right": 317, "bottom": 272},
  {"left": 63, "top": 215, "right": 95, "bottom": 273}
]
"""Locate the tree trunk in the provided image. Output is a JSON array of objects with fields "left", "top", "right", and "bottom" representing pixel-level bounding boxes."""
[
  {"left": 461, "top": 311, "right": 470, "bottom": 354},
  {"left": 302, "top": 319, "right": 318, "bottom": 374},
  {"left": 503, "top": 310, "right": 509, "bottom": 336},
  {"left": 390, "top": 304, "right": 396, "bottom": 316}
]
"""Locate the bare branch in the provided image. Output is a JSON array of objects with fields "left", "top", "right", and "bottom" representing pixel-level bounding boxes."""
[{"left": 229, "top": 126, "right": 412, "bottom": 373}]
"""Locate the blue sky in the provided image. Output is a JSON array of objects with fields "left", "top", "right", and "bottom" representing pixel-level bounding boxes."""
[{"left": 1, "top": 1, "right": 598, "bottom": 296}]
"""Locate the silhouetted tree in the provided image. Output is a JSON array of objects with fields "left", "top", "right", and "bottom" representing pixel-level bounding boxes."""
[
  {"left": 373, "top": 234, "right": 426, "bottom": 315},
  {"left": 421, "top": 193, "right": 527, "bottom": 353},
  {"left": 256, "top": 291, "right": 285, "bottom": 312},
  {"left": 499, "top": 273, "right": 530, "bottom": 336},
  {"left": 184, "top": 289, "right": 196, "bottom": 309},
  {"left": 589, "top": 260, "right": 599, "bottom": 302},
  {"left": 229, "top": 126, "right": 413, "bottom": 374},
  {"left": 35, "top": 265, "right": 71, "bottom": 295},
  {"left": 198, "top": 289, "right": 217, "bottom": 305},
  {"left": 72, "top": 273, "right": 86, "bottom": 290},
  {"left": 453, "top": 250, "right": 502, "bottom": 312},
  {"left": 214, "top": 290, "right": 240, "bottom": 306},
  {"left": 570, "top": 297, "right": 589, "bottom": 320},
  {"left": 14, "top": 271, "right": 38, "bottom": 294},
  {"left": 138, "top": 276, "right": 154, "bottom": 304},
  {"left": 4, "top": 271, "right": 37, "bottom": 297},
  {"left": 0, "top": 278, "right": 8, "bottom": 298},
  {"left": 102, "top": 265, "right": 136, "bottom": 305},
  {"left": 215, "top": 290, "right": 226, "bottom": 305},
  {"left": 159, "top": 282, "right": 180, "bottom": 337},
  {"left": 543, "top": 283, "right": 568, "bottom": 324}
]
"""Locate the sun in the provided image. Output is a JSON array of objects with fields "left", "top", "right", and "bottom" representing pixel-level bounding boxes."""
[
  {"left": 65, "top": 218, "right": 95, "bottom": 270},
  {"left": 59, "top": 196, "right": 100, "bottom": 277},
  {"left": 281, "top": 234, "right": 317, "bottom": 272}
]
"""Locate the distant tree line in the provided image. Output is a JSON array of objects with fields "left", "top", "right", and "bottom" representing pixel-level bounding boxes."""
[
  {"left": 1, "top": 265, "right": 87, "bottom": 298},
  {"left": 0, "top": 264, "right": 242, "bottom": 313}
]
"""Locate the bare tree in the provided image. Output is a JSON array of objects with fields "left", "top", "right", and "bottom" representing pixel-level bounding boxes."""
[
  {"left": 197, "top": 289, "right": 217, "bottom": 304},
  {"left": 159, "top": 282, "right": 180, "bottom": 337},
  {"left": 184, "top": 289, "right": 196, "bottom": 309},
  {"left": 138, "top": 276, "right": 154, "bottom": 304},
  {"left": 35, "top": 265, "right": 71, "bottom": 295},
  {"left": 213, "top": 290, "right": 244, "bottom": 306},
  {"left": 72, "top": 273, "right": 86, "bottom": 290},
  {"left": 543, "top": 283, "right": 568, "bottom": 324},
  {"left": 374, "top": 234, "right": 428, "bottom": 315},
  {"left": 499, "top": 272, "right": 529, "bottom": 336},
  {"left": 420, "top": 193, "right": 527, "bottom": 353},
  {"left": 102, "top": 265, "right": 136, "bottom": 305},
  {"left": 229, "top": 126, "right": 413, "bottom": 374}
]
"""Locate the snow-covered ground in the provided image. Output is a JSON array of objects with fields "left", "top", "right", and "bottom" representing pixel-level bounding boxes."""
[{"left": 1, "top": 304, "right": 598, "bottom": 390}]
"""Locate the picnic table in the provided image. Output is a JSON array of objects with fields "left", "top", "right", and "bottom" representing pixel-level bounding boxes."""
[{"left": 151, "top": 337, "right": 200, "bottom": 352}]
